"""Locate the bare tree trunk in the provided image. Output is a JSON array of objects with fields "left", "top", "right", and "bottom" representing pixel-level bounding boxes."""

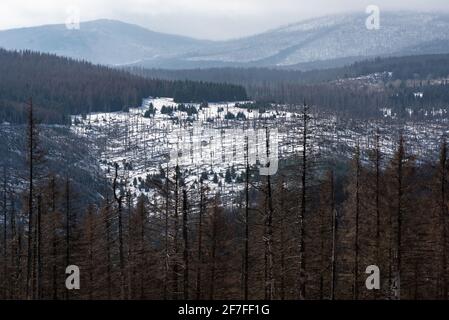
[
  {"left": 280, "top": 209, "right": 286, "bottom": 300},
  {"left": 88, "top": 207, "right": 94, "bottom": 300},
  {"left": 126, "top": 191, "right": 132, "bottom": 299},
  {"left": 264, "top": 128, "right": 274, "bottom": 300},
  {"left": 65, "top": 178, "right": 71, "bottom": 300},
  {"left": 298, "top": 102, "right": 308, "bottom": 300},
  {"left": 36, "top": 194, "right": 42, "bottom": 299},
  {"left": 439, "top": 139, "right": 448, "bottom": 299},
  {"left": 105, "top": 198, "right": 112, "bottom": 300},
  {"left": 163, "top": 162, "right": 169, "bottom": 300},
  {"left": 209, "top": 202, "right": 218, "bottom": 300},
  {"left": 26, "top": 98, "right": 34, "bottom": 300},
  {"left": 196, "top": 182, "right": 204, "bottom": 300},
  {"left": 375, "top": 131, "right": 381, "bottom": 263},
  {"left": 10, "top": 192, "right": 17, "bottom": 299},
  {"left": 330, "top": 171, "right": 337, "bottom": 301},
  {"left": 244, "top": 136, "right": 250, "bottom": 300},
  {"left": 113, "top": 163, "right": 125, "bottom": 299},
  {"left": 173, "top": 165, "right": 180, "bottom": 300},
  {"left": 139, "top": 197, "right": 146, "bottom": 300},
  {"left": 50, "top": 177, "right": 58, "bottom": 300},
  {"left": 182, "top": 188, "right": 189, "bottom": 300},
  {"left": 2, "top": 167, "right": 7, "bottom": 299},
  {"left": 353, "top": 146, "right": 361, "bottom": 300},
  {"left": 393, "top": 136, "right": 405, "bottom": 300}
]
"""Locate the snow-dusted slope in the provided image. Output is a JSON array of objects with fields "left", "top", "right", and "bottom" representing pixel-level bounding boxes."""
[
  {"left": 0, "top": 19, "right": 210, "bottom": 66},
  {"left": 3, "top": 12, "right": 449, "bottom": 69},
  {"left": 70, "top": 98, "right": 449, "bottom": 202},
  {"left": 181, "top": 12, "right": 449, "bottom": 68}
]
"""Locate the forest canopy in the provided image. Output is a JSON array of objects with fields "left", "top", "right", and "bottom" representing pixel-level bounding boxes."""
[{"left": 0, "top": 49, "right": 247, "bottom": 124}]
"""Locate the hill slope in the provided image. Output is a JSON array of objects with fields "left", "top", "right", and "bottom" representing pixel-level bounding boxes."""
[
  {"left": 2, "top": 12, "right": 449, "bottom": 69},
  {"left": 0, "top": 49, "right": 247, "bottom": 124},
  {"left": 0, "top": 19, "right": 210, "bottom": 66},
  {"left": 176, "top": 12, "right": 449, "bottom": 69}
]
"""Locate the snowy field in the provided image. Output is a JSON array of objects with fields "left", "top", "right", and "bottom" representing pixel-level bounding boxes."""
[{"left": 70, "top": 98, "right": 449, "bottom": 200}]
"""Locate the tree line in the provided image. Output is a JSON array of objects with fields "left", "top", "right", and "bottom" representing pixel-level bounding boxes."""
[
  {"left": 1, "top": 102, "right": 448, "bottom": 300},
  {"left": 0, "top": 49, "right": 247, "bottom": 124},
  {"left": 132, "top": 54, "right": 449, "bottom": 120}
]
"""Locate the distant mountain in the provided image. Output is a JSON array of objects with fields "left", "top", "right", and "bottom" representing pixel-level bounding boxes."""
[
  {"left": 0, "top": 19, "right": 210, "bottom": 66},
  {"left": 2, "top": 12, "right": 449, "bottom": 69},
  {"left": 173, "top": 11, "right": 449, "bottom": 69}
]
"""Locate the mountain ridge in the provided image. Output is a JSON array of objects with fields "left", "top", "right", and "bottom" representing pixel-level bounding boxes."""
[{"left": 2, "top": 11, "right": 449, "bottom": 69}]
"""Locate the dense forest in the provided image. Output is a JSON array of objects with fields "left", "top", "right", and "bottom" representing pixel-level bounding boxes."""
[
  {"left": 1, "top": 104, "right": 449, "bottom": 300},
  {"left": 132, "top": 54, "right": 449, "bottom": 119},
  {"left": 133, "top": 54, "right": 449, "bottom": 86},
  {"left": 0, "top": 49, "right": 247, "bottom": 124}
]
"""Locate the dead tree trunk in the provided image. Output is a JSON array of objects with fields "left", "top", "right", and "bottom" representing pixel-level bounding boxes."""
[
  {"left": 36, "top": 194, "right": 42, "bottom": 299},
  {"left": 163, "top": 162, "right": 170, "bottom": 300},
  {"left": 393, "top": 135, "right": 405, "bottom": 300},
  {"left": 196, "top": 182, "right": 205, "bottom": 300},
  {"left": 50, "top": 177, "right": 58, "bottom": 300},
  {"left": 2, "top": 167, "right": 7, "bottom": 299},
  {"left": 439, "top": 139, "right": 448, "bottom": 298},
  {"left": 65, "top": 177, "right": 71, "bottom": 300},
  {"left": 330, "top": 171, "right": 337, "bottom": 300},
  {"left": 113, "top": 163, "right": 125, "bottom": 299},
  {"left": 298, "top": 101, "right": 309, "bottom": 300},
  {"left": 26, "top": 98, "right": 35, "bottom": 300},
  {"left": 353, "top": 146, "right": 361, "bottom": 300},
  {"left": 244, "top": 135, "right": 250, "bottom": 300},
  {"left": 264, "top": 127, "right": 274, "bottom": 300},
  {"left": 104, "top": 197, "right": 112, "bottom": 300},
  {"left": 173, "top": 165, "right": 180, "bottom": 300},
  {"left": 182, "top": 188, "right": 189, "bottom": 300}
]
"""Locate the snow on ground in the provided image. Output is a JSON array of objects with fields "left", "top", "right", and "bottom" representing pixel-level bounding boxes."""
[{"left": 70, "top": 98, "right": 449, "bottom": 203}]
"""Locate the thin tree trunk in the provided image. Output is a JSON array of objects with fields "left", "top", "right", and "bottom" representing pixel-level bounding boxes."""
[
  {"left": 244, "top": 136, "right": 250, "bottom": 300},
  {"left": 264, "top": 127, "right": 274, "bottom": 300},
  {"left": 50, "top": 177, "right": 58, "bottom": 300},
  {"left": 139, "top": 197, "right": 145, "bottom": 300},
  {"left": 209, "top": 203, "right": 218, "bottom": 300},
  {"left": 65, "top": 178, "right": 71, "bottom": 300},
  {"left": 105, "top": 198, "right": 112, "bottom": 300},
  {"left": 299, "top": 102, "right": 308, "bottom": 300},
  {"left": 163, "top": 162, "right": 169, "bottom": 300},
  {"left": 113, "top": 163, "right": 125, "bottom": 299},
  {"left": 173, "top": 165, "right": 180, "bottom": 300},
  {"left": 196, "top": 182, "right": 204, "bottom": 300},
  {"left": 439, "top": 139, "right": 448, "bottom": 299},
  {"left": 36, "top": 195, "right": 42, "bottom": 299},
  {"left": 375, "top": 131, "right": 381, "bottom": 263},
  {"left": 353, "top": 147, "right": 361, "bottom": 300},
  {"left": 10, "top": 192, "right": 17, "bottom": 299},
  {"left": 26, "top": 98, "right": 34, "bottom": 300},
  {"left": 182, "top": 188, "right": 189, "bottom": 300},
  {"left": 330, "top": 171, "right": 337, "bottom": 300},
  {"left": 2, "top": 167, "right": 7, "bottom": 299}
]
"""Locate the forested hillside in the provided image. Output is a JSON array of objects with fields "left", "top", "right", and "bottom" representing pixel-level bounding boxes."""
[
  {"left": 0, "top": 49, "right": 247, "bottom": 124},
  {"left": 130, "top": 54, "right": 449, "bottom": 86},
  {"left": 133, "top": 54, "right": 449, "bottom": 118},
  {"left": 1, "top": 104, "right": 449, "bottom": 300}
]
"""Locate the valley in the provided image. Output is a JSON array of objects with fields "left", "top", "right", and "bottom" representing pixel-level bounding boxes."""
[{"left": 69, "top": 98, "right": 449, "bottom": 205}]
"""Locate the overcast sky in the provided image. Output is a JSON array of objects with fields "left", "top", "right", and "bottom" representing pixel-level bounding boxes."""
[{"left": 1, "top": 0, "right": 448, "bottom": 40}]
